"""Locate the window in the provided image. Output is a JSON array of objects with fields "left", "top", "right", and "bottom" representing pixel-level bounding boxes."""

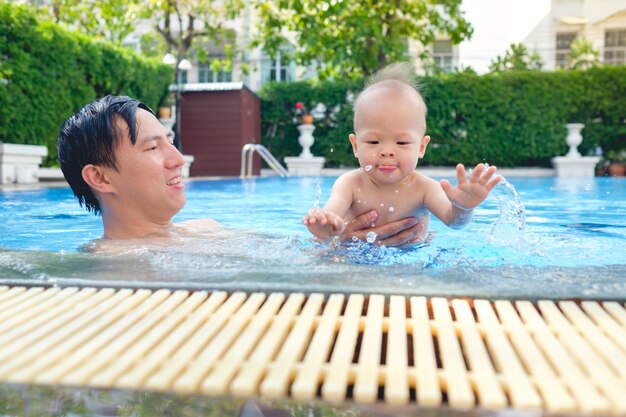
[
  {"left": 260, "top": 49, "right": 296, "bottom": 86},
  {"left": 198, "top": 62, "right": 232, "bottom": 83},
  {"left": 604, "top": 30, "right": 626, "bottom": 65},
  {"left": 433, "top": 40, "right": 454, "bottom": 72},
  {"left": 555, "top": 33, "right": 577, "bottom": 68},
  {"left": 178, "top": 70, "right": 188, "bottom": 85},
  {"left": 270, "top": 52, "right": 292, "bottom": 82}
]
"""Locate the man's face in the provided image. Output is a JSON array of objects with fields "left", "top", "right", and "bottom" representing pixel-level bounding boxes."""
[{"left": 103, "top": 108, "right": 186, "bottom": 224}]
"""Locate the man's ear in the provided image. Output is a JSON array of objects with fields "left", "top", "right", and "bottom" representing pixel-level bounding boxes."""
[
  {"left": 82, "top": 164, "right": 114, "bottom": 194},
  {"left": 349, "top": 134, "right": 358, "bottom": 157},
  {"left": 419, "top": 135, "right": 430, "bottom": 157}
]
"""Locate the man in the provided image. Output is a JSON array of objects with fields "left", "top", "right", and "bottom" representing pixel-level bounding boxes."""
[{"left": 57, "top": 95, "right": 423, "bottom": 244}]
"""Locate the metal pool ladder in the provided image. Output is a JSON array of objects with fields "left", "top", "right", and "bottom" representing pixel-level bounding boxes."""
[{"left": 240, "top": 144, "right": 288, "bottom": 178}]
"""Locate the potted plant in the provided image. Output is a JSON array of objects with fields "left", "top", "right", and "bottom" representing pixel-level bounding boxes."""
[
  {"left": 295, "top": 102, "right": 314, "bottom": 125},
  {"left": 606, "top": 149, "right": 626, "bottom": 177},
  {"left": 158, "top": 94, "right": 173, "bottom": 119}
]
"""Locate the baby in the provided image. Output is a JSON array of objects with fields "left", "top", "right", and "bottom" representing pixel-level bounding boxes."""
[{"left": 302, "top": 63, "right": 501, "bottom": 243}]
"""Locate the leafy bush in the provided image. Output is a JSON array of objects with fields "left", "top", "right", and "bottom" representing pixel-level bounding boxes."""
[
  {"left": 0, "top": 3, "right": 173, "bottom": 166},
  {"left": 259, "top": 66, "right": 626, "bottom": 167}
]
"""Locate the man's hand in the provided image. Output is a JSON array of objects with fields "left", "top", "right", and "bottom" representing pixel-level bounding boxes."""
[
  {"left": 340, "top": 210, "right": 425, "bottom": 246},
  {"left": 440, "top": 163, "right": 501, "bottom": 210}
]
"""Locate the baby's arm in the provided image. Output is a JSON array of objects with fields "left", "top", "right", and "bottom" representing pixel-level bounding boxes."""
[
  {"left": 302, "top": 174, "right": 354, "bottom": 240},
  {"left": 424, "top": 163, "right": 500, "bottom": 229}
]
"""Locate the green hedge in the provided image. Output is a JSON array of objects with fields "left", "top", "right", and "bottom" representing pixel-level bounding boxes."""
[
  {"left": 0, "top": 3, "right": 173, "bottom": 165},
  {"left": 259, "top": 67, "right": 626, "bottom": 167}
]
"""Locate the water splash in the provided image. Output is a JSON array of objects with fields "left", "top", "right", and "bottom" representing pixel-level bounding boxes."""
[
  {"left": 366, "top": 231, "right": 377, "bottom": 243},
  {"left": 313, "top": 178, "right": 322, "bottom": 208},
  {"left": 364, "top": 165, "right": 373, "bottom": 171},
  {"left": 489, "top": 176, "right": 526, "bottom": 243}
]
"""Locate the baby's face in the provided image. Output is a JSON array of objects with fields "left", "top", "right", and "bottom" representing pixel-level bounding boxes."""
[{"left": 350, "top": 90, "right": 429, "bottom": 185}]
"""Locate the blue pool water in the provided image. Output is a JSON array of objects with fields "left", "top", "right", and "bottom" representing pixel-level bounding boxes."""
[{"left": 0, "top": 176, "right": 625, "bottom": 299}]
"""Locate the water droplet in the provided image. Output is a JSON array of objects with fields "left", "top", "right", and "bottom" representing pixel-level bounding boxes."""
[
  {"left": 330, "top": 148, "right": 334, "bottom": 153},
  {"left": 358, "top": 167, "right": 364, "bottom": 172},
  {"left": 364, "top": 165, "right": 373, "bottom": 171},
  {"left": 366, "top": 231, "right": 377, "bottom": 243},
  {"left": 352, "top": 236, "right": 359, "bottom": 242},
  {"left": 357, "top": 200, "right": 361, "bottom": 203},
  {"left": 380, "top": 203, "right": 384, "bottom": 207},
  {"left": 389, "top": 207, "right": 395, "bottom": 212},
  {"left": 395, "top": 189, "right": 399, "bottom": 193},
  {"left": 370, "top": 223, "right": 376, "bottom": 228}
]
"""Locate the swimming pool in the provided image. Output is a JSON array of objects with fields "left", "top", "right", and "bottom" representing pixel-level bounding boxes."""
[{"left": 0, "top": 176, "right": 625, "bottom": 300}]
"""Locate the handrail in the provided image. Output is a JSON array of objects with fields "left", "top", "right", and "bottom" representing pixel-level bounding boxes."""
[{"left": 240, "top": 144, "right": 289, "bottom": 178}]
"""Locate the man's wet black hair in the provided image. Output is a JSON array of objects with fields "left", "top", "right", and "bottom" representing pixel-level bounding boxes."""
[{"left": 57, "top": 95, "right": 154, "bottom": 215}]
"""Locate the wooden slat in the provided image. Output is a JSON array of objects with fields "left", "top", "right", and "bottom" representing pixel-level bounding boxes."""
[
  {"left": 352, "top": 294, "right": 383, "bottom": 403},
  {"left": 114, "top": 291, "right": 227, "bottom": 389},
  {"left": 431, "top": 297, "right": 474, "bottom": 407},
  {"left": 144, "top": 292, "right": 247, "bottom": 391},
  {"left": 292, "top": 294, "right": 344, "bottom": 400},
  {"left": 0, "top": 287, "right": 96, "bottom": 346},
  {"left": 517, "top": 300, "right": 608, "bottom": 414},
  {"left": 495, "top": 300, "right": 575, "bottom": 413},
  {"left": 173, "top": 292, "right": 267, "bottom": 393},
  {"left": 386, "top": 295, "right": 409, "bottom": 404},
  {"left": 0, "top": 286, "right": 623, "bottom": 416},
  {"left": 581, "top": 301, "right": 626, "bottom": 352},
  {"left": 452, "top": 299, "right": 507, "bottom": 409},
  {"left": 560, "top": 301, "right": 626, "bottom": 379},
  {"left": 603, "top": 302, "right": 626, "bottom": 328},
  {"left": 59, "top": 290, "right": 193, "bottom": 386},
  {"left": 0, "top": 288, "right": 130, "bottom": 379},
  {"left": 410, "top": 296, "right": 441, "bottom": 406},
  {"left": 321, "top": 294, "right": 364, "bottom": 402},
  {"left": 231, "top": 292, "right": 304, "bottom": 396},
  {"left": 0, "top": 286, "right": 45, "bottom": 316},
  {"left": 473, "top": 299, "right": 541, "bottom": 410},
  {"left": 261, "top": 293, "right": 323, "bottom": 397},
  {"left": 90, "top": 290, "right": 209, "bottom": 387},
  {"left": 202, "top": 292, "right": 285, "bottom": 395},
  {"left": 539, "top": 300, "right": 626, "bottom": 414}
]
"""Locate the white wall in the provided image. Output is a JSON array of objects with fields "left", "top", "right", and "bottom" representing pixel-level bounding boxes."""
[{"left": 458, "top": 0, "right": 551, "bottom": 73}]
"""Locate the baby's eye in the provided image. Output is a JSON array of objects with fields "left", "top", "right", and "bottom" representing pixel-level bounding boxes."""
[
  {"left": 397, "top": 141, "right": 411, "bottom": 145},
  {"left": 146, "top": 146, "right": 158, "bottom": 151},
  {"left": 365, "top": 140, "right": 379, "bottom": 144}
]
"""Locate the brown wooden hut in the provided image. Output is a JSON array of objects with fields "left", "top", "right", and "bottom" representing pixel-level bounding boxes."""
[{"left": 180, "top": 83, "right": 260, "bottom": 176}]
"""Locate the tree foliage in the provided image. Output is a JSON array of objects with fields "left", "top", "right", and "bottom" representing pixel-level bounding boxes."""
[
  {"left": 0, "top": 3, "right": 171, "bottom": 165},
  {"left": 139, "top": 0, "right": 243, "bottom": 72},
  {"left": 31, "top": 0, "right": 142, "bottom": 45},
  {"left": 254, "top": 0, "right": 473, "bottom": 79},
  {"left": 489, "top": 43, "right": 543, "bottom": 72},
  {"left": 567, "top": 36, "right": 601, "bottom": 70}
]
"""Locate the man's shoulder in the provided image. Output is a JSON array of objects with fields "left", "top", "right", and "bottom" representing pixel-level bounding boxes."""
[{"left": 177, "top": 218, "right": 223, "bottom": 231}]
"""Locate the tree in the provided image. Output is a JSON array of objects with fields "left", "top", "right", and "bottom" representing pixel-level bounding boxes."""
[
  {"left": 30, "top": 0, "right": 142, "bottom": 45},
  {"left": 567, "top": 37, "right": 600, "bottom": 70},
  {"left": 254, "top": 0, "right": 473, "bottom": 79},
  {"left": 489, "top": 43, "right": 543, "bottom": 72},
  {"left": 140, "top": 0, "right": 243, "bottom": 73}
]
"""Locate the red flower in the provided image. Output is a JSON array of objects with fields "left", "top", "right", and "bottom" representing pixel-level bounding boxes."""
[{"left": 295, "top": 102, "right": 304, "bottom": 110}]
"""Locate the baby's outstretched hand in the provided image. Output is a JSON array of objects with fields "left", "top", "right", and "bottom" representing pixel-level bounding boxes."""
[
  {"left": 440, "top": 163, "right": 501, "bottom": 210},
  {"left": 302, "top": 208, "right": 345, "bottom": 241}
]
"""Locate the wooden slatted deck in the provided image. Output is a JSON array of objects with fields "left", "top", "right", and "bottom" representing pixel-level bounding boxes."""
[{"left": 0, "top": 285, "right": 625, "bottom": 415}]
